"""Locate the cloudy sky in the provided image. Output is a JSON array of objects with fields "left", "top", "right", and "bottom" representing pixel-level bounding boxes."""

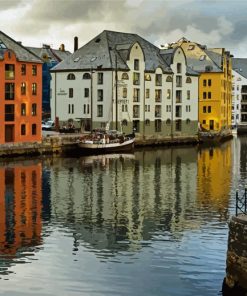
[{"left": 1, "top": 0, "right": 247, "bottom": 57}]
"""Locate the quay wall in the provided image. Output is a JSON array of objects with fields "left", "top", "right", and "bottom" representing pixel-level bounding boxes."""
[{"left": 223, "top": 215, "right": 247, "bottom": 295}]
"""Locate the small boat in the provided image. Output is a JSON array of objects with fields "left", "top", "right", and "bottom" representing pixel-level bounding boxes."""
[{"left": 77, "top": 131, "right": 135, "bottom": 154}]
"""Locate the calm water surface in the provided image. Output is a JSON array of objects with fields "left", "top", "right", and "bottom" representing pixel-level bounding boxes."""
[{"left": 0, "top": 136, "right": 246, "bottom": 296}]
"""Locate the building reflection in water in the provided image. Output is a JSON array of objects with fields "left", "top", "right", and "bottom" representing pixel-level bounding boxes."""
[{"left": 0, "top": 161, "right": 42, "bottom": 260}]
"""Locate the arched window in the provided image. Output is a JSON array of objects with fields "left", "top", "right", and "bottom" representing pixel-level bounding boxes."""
[
  {"left": 145, "top": 119, "right": 150, "bottom": 126},
  {"left": 166, "top": 119, "right": 171, "bottom": 125},
  {"left": 83, "top": 73, "right": 91, "bottom": 79},
  {"left": 122, "top": 119, "right": 128, "bottom": 126},
  {"left": 67, "top": 73, "right": 75, "bottom": 80},
  {"left": 166, "top": 76, "right": 172, "bottom": 82},
  {"left": 145, "top": 74, "right": 151, "bottom": 81},
  {"left": 121, "top": 73, "right": 129, "bottom": 80},
  {"left": 186, "top": 77, "right": 192, "bottom": 83},
  {"left": 186, "top": 118, "right": 191, "bottom": 124}
]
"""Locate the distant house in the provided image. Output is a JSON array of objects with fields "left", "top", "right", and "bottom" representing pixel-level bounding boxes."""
[
  {"left": 232, "top": 58, "right": 247, "bottom": 132},
  {"left": 27, "top": 44, "right": 71, "bottom": 114},
  {"left": 0, "top": 31, "right": 43, "bottom": 144},
  {"left": 50, "top": 30, "right": 199, "bottom": 140}
]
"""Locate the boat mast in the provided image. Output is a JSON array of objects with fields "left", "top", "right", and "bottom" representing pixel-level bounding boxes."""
[{"left": 115, "top": 52, "right": 118, "bottom": 131}]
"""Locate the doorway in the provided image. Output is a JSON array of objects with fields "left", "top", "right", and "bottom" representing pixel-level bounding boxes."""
[
  {"left": 5, "top": 125, "right": 14, "bottom": 142},
  {"left": 209, "top": 120, "right": 214, "bottom": 130}
]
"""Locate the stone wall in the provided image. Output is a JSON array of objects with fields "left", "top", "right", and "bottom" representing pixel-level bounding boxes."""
[{"left": 224, "top": 214, "right": 247, "bottom": 295}]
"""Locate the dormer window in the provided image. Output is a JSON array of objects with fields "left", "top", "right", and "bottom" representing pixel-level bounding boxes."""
[
  {"left": 83, "top": 73, "right": 91, "bottom": 79},
  {"left": 188, "top": 45, "right": 195, "bottom": 50},
  {"left": 67, "top": 73, "right": 75, "bottom": 80},
  {"left": 177, "top": 63, "right": 182, "bottom": 73},
  {"left": 134, "top": 59, "right": 139, "bottom": 71},
  {"left": 122, "top": 73, "right": 129, "bottom": 80},
  {"left": 145, "top": 74, "right": 151, "bottom": 81},
  {"left": 200, "top": 55, "right": 206, "bottom": 61}
]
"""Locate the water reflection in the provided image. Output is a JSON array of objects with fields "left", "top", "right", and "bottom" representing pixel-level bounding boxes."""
[{"left": 0, "top": 139, "right": 237, "bottom": 295}]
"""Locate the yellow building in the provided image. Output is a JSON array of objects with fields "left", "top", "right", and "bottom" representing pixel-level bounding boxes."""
[{"left": 171, "top": 38, "right": 232, "bottom": 131}]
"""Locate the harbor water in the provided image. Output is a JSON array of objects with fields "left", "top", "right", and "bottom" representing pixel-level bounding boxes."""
[{"left": 0, "top": 136, "right": 246, "bottom": 296}]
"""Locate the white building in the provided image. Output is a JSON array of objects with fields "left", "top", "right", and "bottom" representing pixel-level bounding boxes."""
[
  {"left": 232, "top": 58, "right": 247, "bottom": 132},
  {"left": 50, "top": 30, "right": 199, "bottom": 139}
]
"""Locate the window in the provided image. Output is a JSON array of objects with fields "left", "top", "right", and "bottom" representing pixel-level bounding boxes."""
[
  {"left": 133, "top": 105, "right": 140, "bottom": 118},
  {"left": 84, "top": 88, "right": 89, "bottom": 97},
  {"left": 32, "top": 65, "right": 37, "bottom": 76},
  {"left": 123, "top": 88, "right": 127, "bottom": 98},
  {"left": 21, "top": 124, "right": 26, "bottom": 136},
  {"left": 203, "top": 92, "right": 207, "bottom": 99},
  {"left": 122, "top": 119, "right": 128, "bottom": 126},
  {"left": 186, "top": 105, "right": 191, "bottom": 112},
  {"left": 203, "top": 79, "right": 207, "bottom": 87},
  {"left": 21, "top": 82, "right": 26, "bottom": 95},
  {"left": 166, "top": 76, "right": 172, "bottom": 82},
  {"left": 21, "top": 64, "right": 26, "bottom": 75},
  {"left": 208, "top": 92, "right": 211, "bottom": 99},
  {"left": 67, "top": 73, "right": 75, "bottom": 80},
  {"left": 21, "top": 103, "right": 26, "bottom": 116},
  {"left": 97, "top": 105, "right": 103, "bottom": 117},
  {"left": 155, "top": 89, "right": 162, "bottom": 102},
  {"left": 146, "top": 89, "right": 150, "bottom": 99},
  {"left": 83, "top": 104, "right": 86, "bottom": 114},
  {"left": 203, "top": 106, "right": 207, "bottom": 113},
  {"left": 97, "top": 89, "right": 103, "bottom": 101},
  {"left": 202, "top": 120, "right": 206, "bottom": 124},
  {"left": 5, "top": 64, "right": 15, "bottom": 79},
  {"left": 32, "top": 83, "right": 37, "bottom": 95},
  {"left": 177, "top": 63, "right": 182, "bottom": 73},
  {"left": 186, "top": 77, "right": 192, "bottom": 83},
  {"left": 199, "top": 55, "right": 206, "bottom": 61},
  {"left": 133, "top": 88, "right": 140, "bottom": 102},
  {"left": 98, "top": 73, "right": 103, "bottom": 84},
  {"left": 122, "top": 73, "right": 129, "bottom": 80},
  {"left": 186, "top": 119, "right": 191, "bottom": 124},
  {"left": 176, "top": 75, "right": 182, "bottom": 87},
  {"left": 175, "top": 119, "right": 182, "bottom": 131},
  {"left": 208, "top": 79, "right": 212, "bottom": 86},
  {"left": 5, "top": 104, "right": 14, "bottom": 121},
  {"left": 83, "top": 73, "right": 91, "bottom": 79},
  {"left": 5, "top": 83, "right": 15, "bottom": 100},
  {"left": 69, "top": 88, "right": 73, "bottom": 98},
  {"left": 208, "top": 106, "right": 211, "bottom": 113},
  {"left": 167, "top": 89, "right": 171, "bottom": 100},
  {"left": 175, "top": 105, "right": 182, "bottom": 117},
  {"left": 166, "top": 105, "right": 171, "bottom": 112},
  {"left": 145, "top": 119, "right": 150, "bottom": 126},
  {"left": 166, "top": 119, "right": 171, "bottom": 125},
  {"left": 155, "top": 119, "right": 162, "bottom": 132},
  {"left": 145, "top": 105, "right": 150, "bottom": 112},
  {"left": 187, "top": 90, "right": 190, "bottom": 100},
  {"left": 155, "top": 74, "right": 162, "bottom": 86},
  {"left": 68, "top": 104, "right": 74, "bottom": 114},
  {"left": 133, "top": 72, "right": 140, "bottom": 85},
  {"left": 155, "top": 105, "right": 161, "bottom": 117},
  {"left": 134, "top": 59, "right": 139, "bottom": 71},
  {"left": 176, "top": 90, "right": 182, "bottom": 103},
  {"left": 32, "top": 124, "right": 37, "bottom": 135},
  {"left": 87, "top": 104, "right": 90, "bottom": 114},
  {"left": 32, "top": 103, "right": 37, "bottom": 116},
  {"left": 145, "top": 74, "right": 151, "bottom": 81}
]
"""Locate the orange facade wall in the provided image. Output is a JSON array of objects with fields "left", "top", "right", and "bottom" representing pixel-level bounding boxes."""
[{"left": 0, "top": 50, "right": 42, "bottom": 144}]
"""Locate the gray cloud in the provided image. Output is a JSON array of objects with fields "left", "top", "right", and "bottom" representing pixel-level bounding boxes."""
[{"left": 0, "top": 0, "right": 23, "bottom": 10}]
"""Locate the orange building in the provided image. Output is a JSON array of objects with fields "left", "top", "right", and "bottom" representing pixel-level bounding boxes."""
[
  {"left": 0, "top": 162, "right": 42, "bottom": 255},
  {"left": 0, "top": 31, "right": 43, "bottom": 144}
]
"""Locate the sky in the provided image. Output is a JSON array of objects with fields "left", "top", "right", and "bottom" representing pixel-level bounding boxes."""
[{"left": 1, "top": 0, "right": 247, "bottom": 57}]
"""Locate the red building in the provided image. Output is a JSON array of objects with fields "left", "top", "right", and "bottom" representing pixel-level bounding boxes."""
[{"left": 0, "top": 31, "right": 43, "bottom": 144}]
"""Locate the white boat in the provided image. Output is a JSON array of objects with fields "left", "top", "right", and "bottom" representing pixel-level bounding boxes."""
[{"left": 77, "top": 132, "right": 135, "bottom": 154}]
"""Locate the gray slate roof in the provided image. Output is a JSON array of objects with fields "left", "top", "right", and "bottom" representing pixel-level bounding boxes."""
[
  {"left": 51, "top": 30, "right": 172, "bottom": 73},
  {"left": 232, "top": 58, "right": 247, "bottom": 79},
  {"left": 27, "top": 45, "right": 71, "bottom": 63},
  {"left": 0, "top": 31, "right": 42, "bottom": 63}
]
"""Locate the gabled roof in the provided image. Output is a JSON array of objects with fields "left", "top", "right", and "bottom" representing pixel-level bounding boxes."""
[
  {"left": 27, "top": 45, "right": 71, "bottom": 63},
  {"left": 171, "top": 39, "right": 223, "bottom": 73},
  {"left": 232, "top": 58, "right": 247, "bottom": 79},
  {"left": 51, "top": 30, "right": 172, "bottom": 73},
  {"left": 0, "top": 31, "right": 42, "bottom": 63}
]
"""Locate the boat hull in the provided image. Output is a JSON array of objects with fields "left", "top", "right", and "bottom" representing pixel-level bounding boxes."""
[{"left": 78, "top": 138, "right": 135, "bottom": 154}]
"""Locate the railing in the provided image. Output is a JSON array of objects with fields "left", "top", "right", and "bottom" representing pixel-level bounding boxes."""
[{"left": 236, "top": 187, "right": 247, "bottom": 216}]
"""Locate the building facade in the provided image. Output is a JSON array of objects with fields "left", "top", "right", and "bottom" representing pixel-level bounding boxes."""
[
  {"left": 232, "top": 58, "right": 247, "bottom": 131},
  {"left": 50, "top": 30, "right": 198, "bottom": 139},
  {"left": 171, "top": 38, "right": 232, "bottom": 132},
  {"left": 27, "top": 44, "right": 71, "bottom": 114},
  {"left": 0, "top": 31, "right": 42, "bottom": 144}
]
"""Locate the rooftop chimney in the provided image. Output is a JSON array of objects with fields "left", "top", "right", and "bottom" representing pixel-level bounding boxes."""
[
  {"left": 74, "top": 36, "right": 78, "bottom": 52},
  {"left": 59, "top": 43, "right": 65, "bottom": 51}
]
